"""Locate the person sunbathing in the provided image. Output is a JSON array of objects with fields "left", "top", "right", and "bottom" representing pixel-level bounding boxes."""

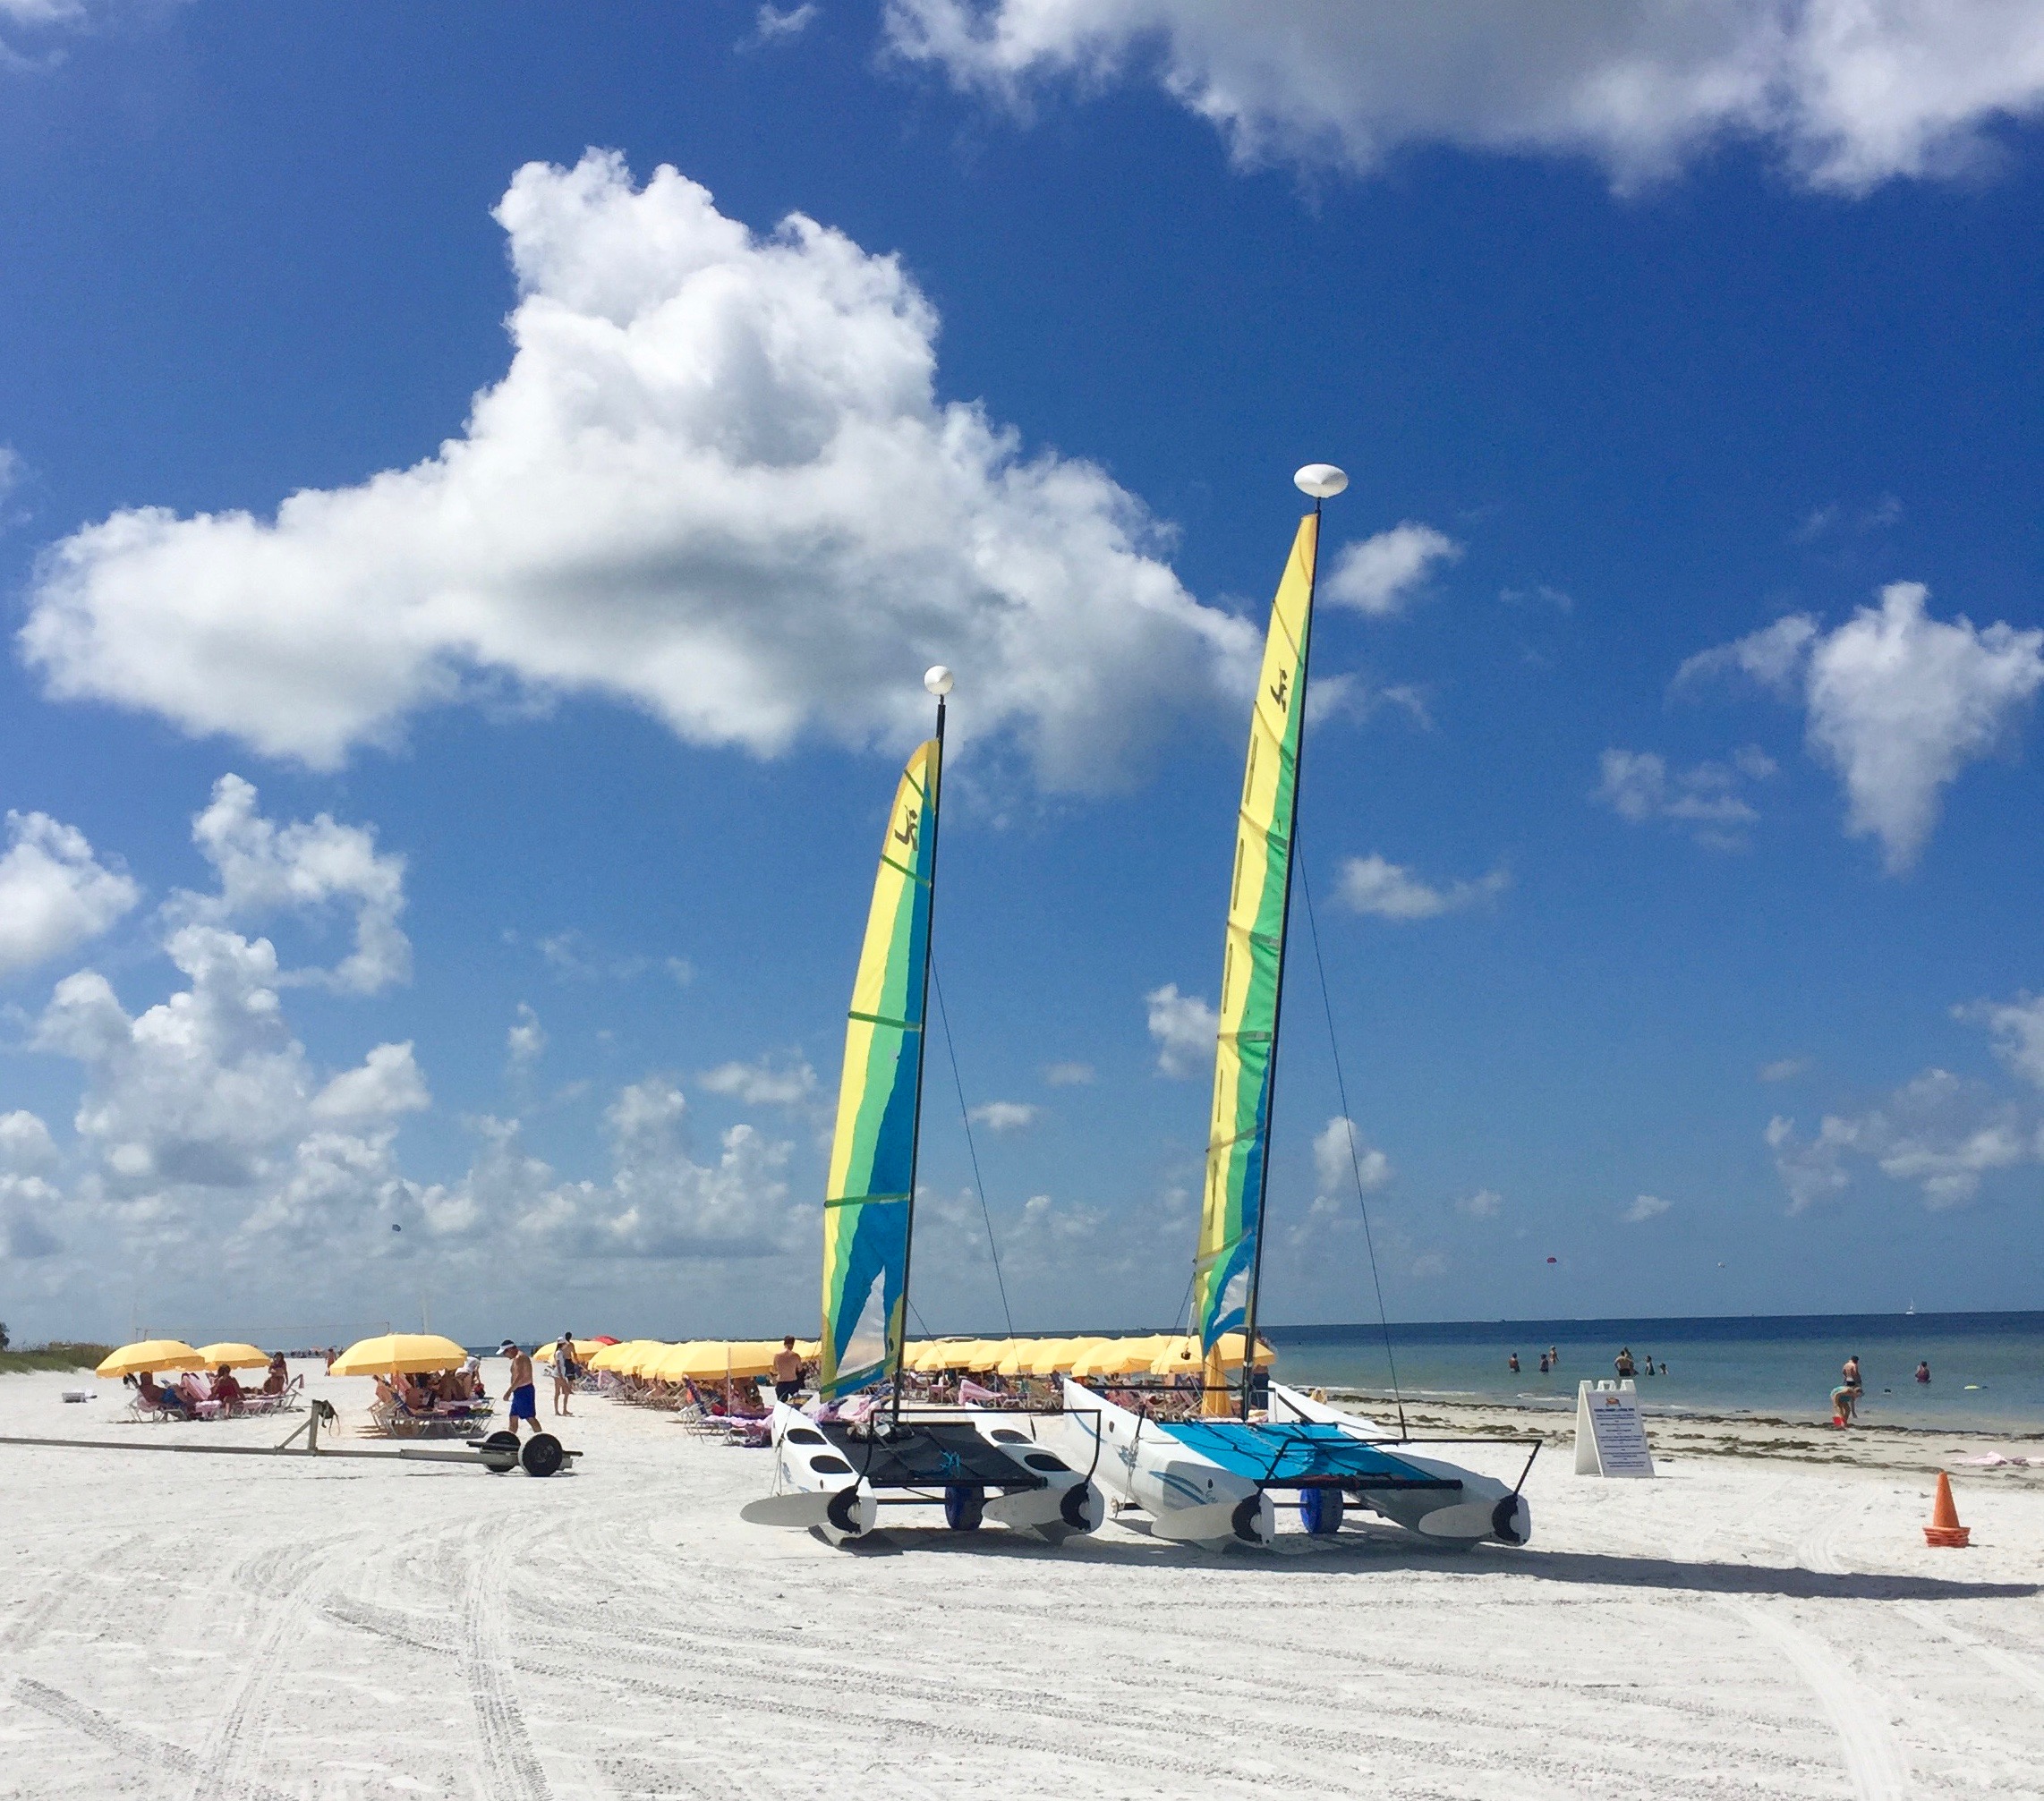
[
  {"left": 137, "top": 1371, "right": 180, "bottom": 1413},
  {"left": 374, "top": 1373, "right": 399, "bottom": 1409},
  {"left": 262, "top": 1355, "right": 287, "bottom": 1396},
  {"left": 212, "top": 1367, "right": 244, "bottom": 1409}
]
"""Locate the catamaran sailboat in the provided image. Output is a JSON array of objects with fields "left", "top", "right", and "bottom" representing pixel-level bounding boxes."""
[
  {"left": 743, "top": 667, "right": 1106, "bottom": 1548},
  {"left": 1062, "top": 465, "right": 1535, "bottom": 1554}
]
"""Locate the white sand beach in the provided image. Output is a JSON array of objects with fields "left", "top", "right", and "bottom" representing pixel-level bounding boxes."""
[{"left": 4, "top": 1363, "right": 2042, "bottom": 1800}]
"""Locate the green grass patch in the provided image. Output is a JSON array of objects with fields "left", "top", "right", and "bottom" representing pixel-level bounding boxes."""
[{"left": 0, "top": 1342, "right": 114, "bottom": 1374}]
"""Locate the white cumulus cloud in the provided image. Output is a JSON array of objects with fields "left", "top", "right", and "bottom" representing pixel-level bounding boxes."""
[
  {"left": 175, "top": 774, "right": 410, "bottom": 993},
  {"left": 0, "top": 1109, "right": 58, "bottom": 1171},
  {"left": 1145, "top": 982, "right": 1217, "bottom": 1078},
  {"left": 1322, "top": 522, "right": 1461, "bottom": 617},
  {"left": 1682, "top": 582, "right": 2044, "bottom": 872},
  {"left": 1623, "top": 1193, "right": 1672, "bottom": 1223},
  {"left": 0, "top": 811, "right": 139, "bottom": 978},
  {"left": 700, "top": 1053, "right": 819, "bottom": 1108},
  {"left": 1314, "top": 1114, "right": 1391, "bottom": 1197},
  {"left": 35, "top": 923, "right": 428, "bottom": 1215},
  {"left": 968, "top": 1100, "right": 1039, "bottom": 1131},
  {"left": 885, "top": 0, "right": 2044, "bottom": 193},
  {"left": 1960, "top": 991, "right": 2044, "bottom": 1090},
  {"left": 1597, "top": 745, "right": 1776, "bottom": 847},
  {"left": 21, "top": 151, "right": 1253, "bottom": 794},
  {"left": 1767, "top": 1051, "right": 2043, "bottom": 1214},
  {"left": 1338, "top": 853, "right": 1509, "bottom": 921},
  {"left": 507, "top": 1002, "right": 548, "bottom": 1068},
  {"left": 749, "top": 2, "right": 819, "bottom": 42}
]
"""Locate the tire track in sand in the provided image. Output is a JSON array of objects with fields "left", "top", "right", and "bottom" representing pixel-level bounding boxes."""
[
  {"left": 461, "top": 1516, "right": 553, "bottom": 1801},
  {"left": 13, "top": 1678, "right": 294, "bottom": 1801},
  {"left": 1723, "top": 1601, "right": 1910, "bottom": 1801}
]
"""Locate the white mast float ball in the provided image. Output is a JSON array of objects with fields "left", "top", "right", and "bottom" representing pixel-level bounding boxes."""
[
  {"left": 924, "top": 665, "right": 954, "bottom": 696},
  {"left": 1293, "top": 463, "right": 1349, "bottom": 498}
]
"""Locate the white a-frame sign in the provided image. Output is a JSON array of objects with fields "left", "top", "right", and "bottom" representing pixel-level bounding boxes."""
[{"left": 1574, "top": 1380, "right": 1656, "bottom": 1477}]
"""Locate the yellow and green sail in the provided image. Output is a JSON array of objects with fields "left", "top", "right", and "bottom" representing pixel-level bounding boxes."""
[
  {"left": 817, "top": 738, "right": 941, "bottom": 1400},
  {"left": 1193, "top": 510, "right": 1319, "bottom": 1369}
]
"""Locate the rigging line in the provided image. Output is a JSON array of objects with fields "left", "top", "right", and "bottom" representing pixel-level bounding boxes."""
[
  {"left": 1297, "top": 853, "right": 1408, "bottom": 1440},
  {"left": 931, "top": 960, "right": 1018, "bottom": 1341}
]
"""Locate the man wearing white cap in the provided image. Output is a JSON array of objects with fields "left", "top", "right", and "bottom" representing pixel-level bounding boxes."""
[{"left": 499, "top": 1340, "right": 539, "bottom": 1437}]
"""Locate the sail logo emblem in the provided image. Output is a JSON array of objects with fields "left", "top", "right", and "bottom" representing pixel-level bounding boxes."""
[
  {"left": 893, "top": 805, "right": 920, "bottom": 850},
  {"left": 1269, "top": 667, "right": 1290, "bottom": 713}
]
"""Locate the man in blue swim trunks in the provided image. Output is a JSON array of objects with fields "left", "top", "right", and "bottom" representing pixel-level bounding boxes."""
[{"left": 500, "top": 1340, "right": 539, "bottom": 1436}]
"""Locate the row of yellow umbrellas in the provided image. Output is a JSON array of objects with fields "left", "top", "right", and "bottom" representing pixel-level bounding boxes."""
[
  {"left": 580, "top": 1333, "right": 1271, "bottom": 1384},
  {"left": 588, "top": 1339, "right": 820, "bottom": 1381},
  {"left": 96, "top": 1332, "right": 643, "bottom": 1383},
  {"left": 96, "top": 1339, "right": 277, "bottom": 1378},
  {"left": 905, "top": 1332, "right": 1274, "bottom": 1380},
  {"left": 96, "top": 1329, "right": 1274, "bottom": 1386}
]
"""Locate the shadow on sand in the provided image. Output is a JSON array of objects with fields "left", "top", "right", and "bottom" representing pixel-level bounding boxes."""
[{"left": 856, "top": 1522, "right": 2037, "bottom": 1602}]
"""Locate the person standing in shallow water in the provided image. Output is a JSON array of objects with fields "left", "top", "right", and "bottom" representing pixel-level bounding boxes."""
[
  {"left": 1614, "top": 1347, "right": 1636, "bottom": 1379},
  {"left": 1916, "top": 1361, "right": 1931, "bottom": 1383},
  {"left": 1507, "top": 1352, "right": 1520, "bottom": 1373}
]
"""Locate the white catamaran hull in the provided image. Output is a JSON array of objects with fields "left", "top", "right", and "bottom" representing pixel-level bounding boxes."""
[
  {"left": 1064, "top": 1379, "right": 1530, "bottom": 1550},
  {"left": 753, "top": 1403, "right": 1103, "bottom": 1548},
  {"left": 1060, "top": 1380, "right": 1275, "bottom": 1550},
  {"left": 1266, "top": 1381, "right": 1532, "bottom": 1547}
]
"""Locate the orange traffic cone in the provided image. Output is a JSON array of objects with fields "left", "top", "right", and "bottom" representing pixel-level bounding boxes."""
[{"left": 1923, "top": 1471, "right": 1972, "bottom": 1548}]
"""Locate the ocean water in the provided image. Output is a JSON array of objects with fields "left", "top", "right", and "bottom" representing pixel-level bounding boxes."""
[{"left": 1261, "top": 1313, "right": 2044, "bottom": 1434}]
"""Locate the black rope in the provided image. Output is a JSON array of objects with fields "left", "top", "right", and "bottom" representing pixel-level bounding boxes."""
[
  {"left": 931, "top": 962, "right": 1017, "bottom": 1339},
  {"left": 1298, "top": 854, "right": 1408, "bottom": 1440}
]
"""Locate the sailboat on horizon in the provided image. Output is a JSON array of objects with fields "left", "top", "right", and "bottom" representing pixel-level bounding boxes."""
[
  {"left": 742, "top": 667, "right": 1106, "bottom": 1548},
  {"left": 1061, "top": 464, "right": 1536, "bottom": 1553}
]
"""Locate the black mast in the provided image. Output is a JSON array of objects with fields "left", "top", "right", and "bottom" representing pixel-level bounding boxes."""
[{"left": 890, "top": 670, "right": 950, "bottom": 1430}]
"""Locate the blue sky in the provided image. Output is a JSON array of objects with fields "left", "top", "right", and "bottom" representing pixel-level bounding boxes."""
[{"left": 2, "top": 2, "right": 2040, "bottom": 1347}]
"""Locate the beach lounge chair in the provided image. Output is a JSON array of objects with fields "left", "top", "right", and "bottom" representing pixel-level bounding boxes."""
[
  {"left": 177, "top": 1374, "right": 226, "bottom": 1421},
  {"left": 366, "top": 1393, "right": 493, "bottom": 1439},
  {"left": 234, "top": 1374, "right": 304, "bottom": 1416},
  {"left": 125, "top": 1386, "right": 179, "bottom": 1423}
]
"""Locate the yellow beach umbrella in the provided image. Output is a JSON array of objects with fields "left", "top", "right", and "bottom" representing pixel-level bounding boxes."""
[
  {"left": 1148, "top": 1332, "right": 1276, "bottom": 1376},
  {"left": 655, "top": 1341, "right": 779, "bottom": 1382},
  {"left": 1029, "top": 1337, "right": 1101, "bottom": 1375},
  {"left": 194, "top": 1342, "right": 271, "bottom": 1370},
  {"left": 329, "top": 1333, "right": 470, "bottom": 1376},
  {"left": 648, "top": 1340, "right": 705, "bottom": 1381},
  {"left": 568, "top": 1338, "right": 605, "bottom": 1359},
  {"left": 626, "top": 1341, "right": 675, "bottom": 1377},
  {"left": 722, "top": 1341, "right": 784, "bottom": 1379},
  {"left": 96, "top": 1339, "right": 206, "bottom": 1378},
  {"left": 1070, "top": 1335, "right": 1171, "bottom": 1379},
  {"left": 588, "top": 1340, "right": 640, "bottom": 1372},
  {"left": 994, "top": 1339, "right": 1038, "bottom": 1377},
  {"left": 909, "top": 1339, "right": 967, "bottom": 1372}
]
